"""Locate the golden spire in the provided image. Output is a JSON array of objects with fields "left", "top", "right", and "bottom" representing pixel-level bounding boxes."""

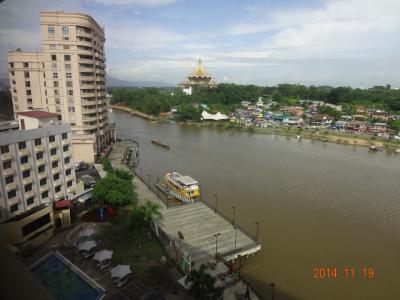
[{"left": 189, "top": 58, "right": 211, "bottom": 78}]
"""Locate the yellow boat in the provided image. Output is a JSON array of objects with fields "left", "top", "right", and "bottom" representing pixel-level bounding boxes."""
[{"left": 164, "top": 171, "right": 200, "bottom": 203}]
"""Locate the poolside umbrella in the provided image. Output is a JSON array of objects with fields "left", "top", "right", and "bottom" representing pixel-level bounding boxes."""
[
  {"left": 110, "top": 265, "right": 132, "bottom": 279},
  {"left": 93, "top": 250, "right": 113, "bottom": 262},
  {"left": 78, "top": 240, "right": 97, "bottom": 252},
  {"left": 79, "top": 228, "right": 96, "bottom": 239}
]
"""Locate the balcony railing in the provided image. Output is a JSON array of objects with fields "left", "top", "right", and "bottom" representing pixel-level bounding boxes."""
[
  {"left": 52, "top": 167, "right": 61, "bottom": 174},
  {"left": 36, "top": 158, "right": 45, "bottom": 166},
  {"left": 22, "top": 177, "right": 32, "bottom": 185},
  {"left": 40, "top": 184, "right": 49, "bottom": 192},
  {"left": 20, "top": 163, "right": 31, "bottom": 171},
  {"left": 1, "top": 152, "right": 12, "bottom": 161},
  {"left": 19, "top": 148, "right": 29, "bottom": 156},
  {"left": 35, "top": 145, "right": 44, "bottom": 152},
  {"left": 6, "top": 181, "right": 17, "bottom": 191},
  {"left": 38, "top": 172, "right": 47, "bottom": 179}
]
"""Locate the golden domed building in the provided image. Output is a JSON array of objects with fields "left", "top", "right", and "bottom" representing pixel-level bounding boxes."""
[{"left": 179, "top": 59, "right": 217, "bottom": 89}]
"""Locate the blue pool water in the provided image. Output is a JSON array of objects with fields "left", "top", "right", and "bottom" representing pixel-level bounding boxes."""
[{"left": 31, "top": 252, "right": 104, "bottom": 300}]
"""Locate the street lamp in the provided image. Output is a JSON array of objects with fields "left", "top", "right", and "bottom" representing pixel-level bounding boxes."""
[
  {"left": 270, "top": 283, "right": 275, "bottom": 300},
  {"left": 213, "top": 233, "right": 221, "bottom": 258},
  {"left": 255, "top": 221, "right": 259, "bottom": 240},
  {"left": 139, "top": 167, "right": 143, "bottom": 179},
  {"left": 146, "top": 174, "right": 151, "bottom": 190},
  {"left": 234, "top": 226, "right": 237, "bottom": 250},
  {"left": 213, "top": 194, "right": 218, "bottom": 213},
  {"left": 232, "top": 206, "right": 236, "bottom": 226}
]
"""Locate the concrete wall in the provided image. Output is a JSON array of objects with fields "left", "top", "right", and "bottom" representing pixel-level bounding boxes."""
[
  {"left": 0, "top": 204, "right": 54, "bottom": 246},
  {"left": 72, "top": 139, "right": 95, "bottom": 163}
]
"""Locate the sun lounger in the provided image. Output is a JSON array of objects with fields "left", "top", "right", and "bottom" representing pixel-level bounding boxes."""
[
  {"left": 116, "top": 276, "right": 130, "bottom": 288},
  {"left": 100, "top": 260, "right": 112, "bottom": 269}
]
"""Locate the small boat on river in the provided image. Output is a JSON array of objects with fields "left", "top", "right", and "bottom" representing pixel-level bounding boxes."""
[
  {"left": 164, "top": 171, "right": 200, "bottom": 203},
  {"left": 369, "top": 145, "right": 381, "bottom": 152},
  {"left": 151, "top": 140, "right": 170, "bottom": 149}
]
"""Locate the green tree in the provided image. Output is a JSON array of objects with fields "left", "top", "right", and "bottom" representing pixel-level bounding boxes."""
[
  {"left": 100, "top": 157, "right": 113, "bottom": 172},
  {"left": 114, "top": 168, "right": 133, "bottom": 181},
  {"left": 186, "top": 264, "right": 224, "bottom": 300},
  {"left": 271, "top": 91, "right": 283, "bottom": 102},
  {"left": 92, "top": 173, "right": 137, "bottom": 207},
  {"left": 130, "top": 199, "right": 162, "bottom": 228}
]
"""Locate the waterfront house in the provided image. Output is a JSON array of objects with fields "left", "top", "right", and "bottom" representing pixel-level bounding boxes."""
[
  {"left": 310, "top": 114, "right": 333, "bottom": 126},
  {"left": 346, "top": 121, "right": 368, "bottom": 133},
  {"left": 369, "top": 122, "right": 387, "bottom": 135},
  {"left": 283, "top": 116, "right": 304, "bottom": 126}
]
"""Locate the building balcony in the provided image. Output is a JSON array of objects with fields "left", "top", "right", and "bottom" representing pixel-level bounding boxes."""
[
  {"left": 8, "top": 195, "right": 18, "bottom": 206},
  {"left": 25, "top": 190, "right": 35, "bottom": 199},
  {"left": 49, "top": 142, "right": 58, "bottom": 149},
  {"left": 76, "top": 31, "right": 92, "bottom": 38},
  {"left": 20, "top": 163, "right": 31, "bottom": 171},
  {"left": 22, "top": 177, "right": 32, "bottom": 185},
  {"left": 82, "top": 124, "right": 98, "bottom": 131},
  {"left": 83, "top": 116, "right": 97, "bottom": 122},
  {"left": 50, "top": 155, "right": 59, "bottom": 162},
  {"left": 36, "top": 158, "right": 45, "bottom": 166},
  {"left": 61, "top": 138, "right": 70, "bottom": 145},
  {"left": 38, "top": 172, "right": 47, "bottom": 179},
  {"left": 6, "top": 181, "right": 17, "bottom": 191},
  {"left": 67, "top": 186, "right": 75, "bottom": 194},
  {"left": 52, "top": 167, "right": 61, "bottom": 174},
  {"left": 77, "top": 49, "right": 93, "bottom": 56},
  {"left": 40, "top": 184, "right": 49, "bottom": 192},
  {"left": 19, "top": 148, "right": 29, "bottom": 156},
  {"left": 54, "top": 179, "right": 62, "bottom": 187},
  {"left": 80, "top": 83, "right": 96, "bottom": 89},
  {"left": 77, "top": 40, "right": 93, "bottom": 47},
  {"left": 66, "top": 175, "right": 75, "bottom": 182},
  {"left": 1, "top": 152, "right": 12, "bottom": 161},
  {"left": 35, "top": 145, "right": 44, "bottom": 152},
  {"left": 55, "top": 191, "right": 64, "bottom": 199},
  {"left": 78, "top": 58, "right": 94, "bottom": 64},
  {"left": 82, "top": 108, "right": 97, "bottom": 114},
  {"left": 80, "top": 92, "right": 96, "bottom": 97},
  {"left": 3, "top": 168, "right": 13, "bottom": 176},
  {"left": 81, "top": 100, "right": 97, "bottom": 106},
  {"left": 64, "top": 163, "right": 73, "bottom": 170}
]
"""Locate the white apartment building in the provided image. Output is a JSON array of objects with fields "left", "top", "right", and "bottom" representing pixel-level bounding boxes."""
[
  {"left": 7, "top": 11, "right": 115, "bottom": 163},
  {"left": 0, "top": 111, "right": 76, "bottom": 246}
]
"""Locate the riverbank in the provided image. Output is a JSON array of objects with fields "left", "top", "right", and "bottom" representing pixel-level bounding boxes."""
[{"left": 111, "top": 104, "right": 400, "bottom": 151}]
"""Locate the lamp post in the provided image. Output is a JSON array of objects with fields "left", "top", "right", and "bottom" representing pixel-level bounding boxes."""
[
  {"left": 139, "top": 167, "right": 143, "bottom": 179},
  {"left": 213, "top": 233, "right": 221, "bottom": 258},
  {"left": 146, "top": 174, "right": 151, "bottom": 190},
  {"left": 234, "top": 226, "right": 237, "bottom": 250},
  {"left": 232, "top": 206, "right": 236, "bottom": 226},
  {"left": 213, "top": 194, "right": 218, "bottom": 213},
  {"left": 270, "top": 283, "right": 275, "bottom": 300},
  {"left": 255, "top": 221, "right": 259, "bottom": 240}
]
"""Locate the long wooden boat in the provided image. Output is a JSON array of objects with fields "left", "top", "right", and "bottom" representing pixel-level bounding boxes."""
[{"left": 151, "top": 140, "right": 170, "bottom": 149}]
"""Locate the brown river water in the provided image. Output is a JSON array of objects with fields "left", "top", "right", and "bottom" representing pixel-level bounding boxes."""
[{"left": 110, "top": 110, "right": 400, "bottom": 300}]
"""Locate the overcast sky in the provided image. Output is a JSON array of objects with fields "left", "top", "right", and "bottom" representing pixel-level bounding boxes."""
[{"left": 1, "top": 0, "right": 400, "bottom": 87}]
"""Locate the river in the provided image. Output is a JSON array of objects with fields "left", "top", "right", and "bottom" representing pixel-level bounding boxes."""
[{"left": 109, "top": 110, "right": 400, "bottom": 300}]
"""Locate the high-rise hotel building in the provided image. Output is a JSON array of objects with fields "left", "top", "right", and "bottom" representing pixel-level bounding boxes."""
[{"left": 7, "top": 11, "right": 115, "bottom": 163}]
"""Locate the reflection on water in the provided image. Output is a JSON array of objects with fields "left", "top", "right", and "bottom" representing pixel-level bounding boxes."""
[{"left": 110, "top": 111, "right": 400, "bottom": 300}]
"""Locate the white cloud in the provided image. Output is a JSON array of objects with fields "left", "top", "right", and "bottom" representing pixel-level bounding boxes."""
[{"left": 87, "top": 0, "right": 176, "bottom": 6}]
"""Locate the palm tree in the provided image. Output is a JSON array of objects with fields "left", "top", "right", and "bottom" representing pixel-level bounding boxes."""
[
  {"left": 141, "top": 199, "right": 162, "bottom": 224},
  {"left": 186, "top": 264, "right": 224, "bottom": 300}
]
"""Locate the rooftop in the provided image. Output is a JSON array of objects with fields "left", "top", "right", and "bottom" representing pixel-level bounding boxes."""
[
  {"left": 170, "top": 172, "right": 198, "bottom": 186},
  {"left": 17, "top": 111, "right": 60, "bottom": 119},
  {"left": 189, "top": 59, "right": 211, "bottom": 78}
]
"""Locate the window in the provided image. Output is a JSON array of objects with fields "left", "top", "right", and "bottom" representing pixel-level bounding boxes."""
[
  {"left": 63, "top": 44, "right": 70, "bottom": 49},
  {"left": 3, "top": 160, "right": 11, "bottom": 169},
  {"left": 26, "top": 90, "right": 31, "bottom": 96},
  {"left": 48, "top": 26, "right": 55, "bottom": 33},
  {"left": 22, "top": 213, "right": 51, "bottom": 237},
  {"left": 41, "top": 191, "right": 48, "bottom": 199},
  {"left": 55, "top": 98, "right": 60, "bottom": 104},
  {"left": 24, "top": 71, "right": 29, "bottom": 78},
  {"left": 55, "top": 185, "right": 61, "bottom": 193},
  {"left": 50, "top": 148, "right": 57, "bottom": 156},
  {"left": 5, "top": 176, "right": 14, "bottom": 184},
  {"left": 44, "top": 81, "right": 47, "bottom": 87},
  {"left": 22, "top": 170, "right": 30, "bottom": 178},
  {"left": 12, "top": 80, "right": 16, "bottom": 85},
  {"left": 27, "top": 98, "right": 33, "bottom": 105},
  {"left": 54, "top": 90, "right": 59, "bottom": 95},
  {"left": 52, "top": 62, "right": 57, "bottom": 69},
  {"left": 34, "top": 138, "right": 42, "bottom": 146},
  {"left": 25, "top": 184, "right": 32, "bottom": 192},
  {"left": 67, "top": 90, "right": 73, "bottom": 96},
  {"left": 64, "top": 55, "right": 70, "bottom": 61},
  {"left": 62, "top": 133, "right": 68, "bottom": 140},
  {"left": 38, "top": 165, "right": 45, "bottom": 173},
  {"left": 66, "top": 169, "right": 71, "bottom": 176},
  {"left": 53, "top": 72, "right": 58, "bottom": 79},
  {"left": 9, "top": 62, "right": 14, "bottom": 68},
  {"left": 53, "top": 81, "right": 59, "bottom": 87},
  {"left": 67, "top": 180, "right": 72, "bottom": 187},
  {"left": 10, "top": 71, "right": 15, "bottom": 76},
  {"left": 19, "top": 141, "right": 26, "bottom": 149},
  {"left": 49, "top": 135, "right": 55, "bottom": 142},
  {"left": 51, "top": 54, "right": 57, "bottom": 61},
  {"left": 65, "top": 63, "right": 71, "bottom": 71},
  {"left": 62, "top": 26, "right": 69, "bottom": 35},
  {"left": 50, "top": 44, "right": 56, "bottom": 49},
  {"left": 1, "top": 145, "right": 9, "bottom": 153},
  {"left": 8, "top": 190, "right": 16, "bottom": 199},
  {"left": 68, "top": 107, "right": 75, "bottom": 113},
  {"left": 23, "top": 62, "right": 29, "bottom": 68},
  {"left": 63, "top": 36, "right": 69, "bottom": 41},
  {"left": 66, "top": 72, "right": 72, "bottom": 79},
  {"left": 21, "top": 156, "right": 28, "bottom": 164},
  {"left": 10, "top": 203, "right": 19, "bottom": 213},
  {"left": 40, "top": 178, "right": 46, "bottom": 186},
  {"left": 27, "top": 197, "right": 34, "bottom": 206},
  {"left": 52, "top": 161, "right": 58, "bottom": 168},
  {"left": 25, "top": 81, "right": 30, "bottom": 87},
  {"left": 66, "top": 81, "right": 73, "bottom": 87},
  {"left": 36, "top": 152, "right": 43, "bottom": 160},
  {"left": 53, "top": 173, "right": 60, "bottom": 181},
  {"left": 65, "top": 157, "right": 70, "bottom": 164},
  {"left": 63, "top": 145, "right": 69, "bottom": 152}
]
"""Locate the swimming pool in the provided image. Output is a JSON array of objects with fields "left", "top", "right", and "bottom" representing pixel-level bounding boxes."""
[{"left": 31, "top": 251, "right": 105, "bottom": 300}]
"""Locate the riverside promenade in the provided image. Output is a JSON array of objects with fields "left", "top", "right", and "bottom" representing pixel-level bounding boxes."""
[{"left": 108, "top": 141, "right": 261, "bottom": 299}]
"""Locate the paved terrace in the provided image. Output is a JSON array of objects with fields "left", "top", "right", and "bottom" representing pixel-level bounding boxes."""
[{"left": 156, "top": 202, "right": 261, "bottom": 264}]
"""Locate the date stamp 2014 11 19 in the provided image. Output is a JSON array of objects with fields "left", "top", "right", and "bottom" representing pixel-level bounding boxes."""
[{"left": 313, "top": 267, "right": 375, "bottom": 280}]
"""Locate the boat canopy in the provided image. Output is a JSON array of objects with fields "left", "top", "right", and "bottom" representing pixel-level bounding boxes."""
[{"left": 169, "top": 172, "right": 198, "bottom": 186}]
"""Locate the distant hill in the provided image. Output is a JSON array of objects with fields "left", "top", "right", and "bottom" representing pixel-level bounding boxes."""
[{"left": 106, "top": 76, "right": 173, "bottom": 88}]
